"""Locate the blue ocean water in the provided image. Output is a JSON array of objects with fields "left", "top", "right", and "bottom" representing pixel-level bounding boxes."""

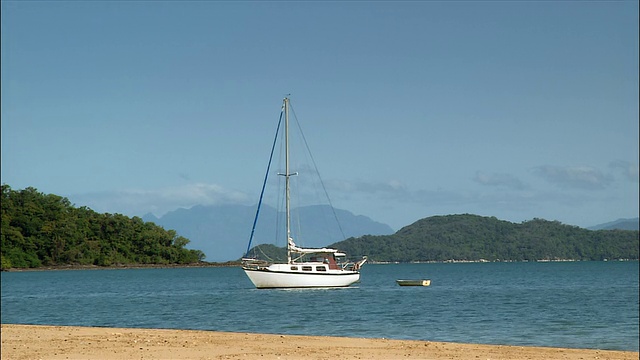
[{"left": 1, "top": 262, "right": 638, "bottom": 351}]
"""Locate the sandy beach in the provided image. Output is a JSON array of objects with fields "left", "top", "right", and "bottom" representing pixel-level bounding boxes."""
[{"left": 1, "top": 324, "right": 637, "bottom": 360}]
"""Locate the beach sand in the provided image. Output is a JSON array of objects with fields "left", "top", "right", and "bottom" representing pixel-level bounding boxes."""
[{"left": 1, "top": 324, "right": 637, "bottom": 360}]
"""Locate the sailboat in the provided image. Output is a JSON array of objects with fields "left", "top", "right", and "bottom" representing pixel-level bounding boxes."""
[{"left": 242, "top": 97, "right": 367, "bottom": 289}]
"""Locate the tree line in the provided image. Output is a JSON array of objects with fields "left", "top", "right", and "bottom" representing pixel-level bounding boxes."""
[
  {"left": 1, "top": 185, "right": 205, "bottom": 270},
  {"left": 328, "top": 214, "right": 639, "bottom": 262}
]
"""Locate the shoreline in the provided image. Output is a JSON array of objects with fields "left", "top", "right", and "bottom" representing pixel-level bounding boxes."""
[
  {"left": 3, "top": 259, "right": 638, "bottom": 272},
  {"left": 0, "top": 261, "right": 241, "bottom": 272},
  {"left": 2, "top": 324, "right": 638, "bottom": 360}
]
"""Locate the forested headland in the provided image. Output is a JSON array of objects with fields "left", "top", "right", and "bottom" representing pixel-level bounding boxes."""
[
  {"left": 330, "top": 214, "right": 639, "bottom": 262},
  {"left": 1, "top": 185, "right": 205, "bottom": 270}
]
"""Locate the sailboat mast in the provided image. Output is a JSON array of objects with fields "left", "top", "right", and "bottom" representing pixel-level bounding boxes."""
[{"left": 284, "top": 97, "right": 292, "bottom": 264}]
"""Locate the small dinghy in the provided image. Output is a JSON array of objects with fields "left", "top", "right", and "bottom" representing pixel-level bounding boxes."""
[{"left": 396, "top": 279, "right": 431, "bottom": 286}]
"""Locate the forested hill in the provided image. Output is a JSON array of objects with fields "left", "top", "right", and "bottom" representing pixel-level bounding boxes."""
[
  {"left": 329, "top": 214, "right": 639, "bottom": 262},
  {"left": 1, "top": 185, "right": 205, "bottom": 270}
]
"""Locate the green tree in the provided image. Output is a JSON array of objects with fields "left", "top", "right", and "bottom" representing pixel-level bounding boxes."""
[{"left": 1, "top": 185, "right": 209, "bottom": 270}]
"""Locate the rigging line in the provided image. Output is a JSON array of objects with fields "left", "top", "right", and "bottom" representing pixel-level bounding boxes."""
[
  {"left": 245, "top": 109, "right": 284, "bottom": 258},
  {"left": 256, "top": 244, "right": 274, "bottom": 262},
  {"left": 288, "top": 102, "right": 347, "bottom": 240},
  {"left": 275, "top": 119, "right": 286, "bottom": 247},
  {"left": 291, "top": 175, "right": 303, "bottom": 245}
]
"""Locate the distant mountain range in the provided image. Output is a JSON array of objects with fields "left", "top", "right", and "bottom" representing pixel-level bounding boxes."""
[
  {"left": 143, "top": 204, "right": 394, "bottom": 262},
  {"left": 143, "top": 203, "right": 638, "bottom": 262},
  {"left": 587, "top": 218, "right": 639, "bottom": 231}
]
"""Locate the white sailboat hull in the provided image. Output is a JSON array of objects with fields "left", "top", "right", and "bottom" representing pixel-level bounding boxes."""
[{"left": 243, "top": 265, "right": 360, "bottom": 288}]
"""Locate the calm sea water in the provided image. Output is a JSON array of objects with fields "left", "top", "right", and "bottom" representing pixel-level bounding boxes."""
[{"left": 1, "top": 262, "right": 638, "bottom": 351}]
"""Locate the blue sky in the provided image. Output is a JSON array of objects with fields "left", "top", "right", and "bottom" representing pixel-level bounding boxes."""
[{"left": 2, "top": 1, "right": 638, "bottom": 231}]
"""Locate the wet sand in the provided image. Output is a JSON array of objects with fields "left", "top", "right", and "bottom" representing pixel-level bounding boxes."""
[{"left": 1, "top": 324, "right": 637, "bottom": 360}]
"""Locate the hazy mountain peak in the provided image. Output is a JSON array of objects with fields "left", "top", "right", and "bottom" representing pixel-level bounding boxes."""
[
  {"left": 588, "top": 218, "right": 639, "bottom": 231},
  {"left": 148, "top": 204, "right": 393, "bottom": 262}
]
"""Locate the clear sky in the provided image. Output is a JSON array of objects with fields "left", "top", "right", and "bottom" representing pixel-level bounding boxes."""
[{"left": 2, "top": 1, "right": 638, "bottom": 231}]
